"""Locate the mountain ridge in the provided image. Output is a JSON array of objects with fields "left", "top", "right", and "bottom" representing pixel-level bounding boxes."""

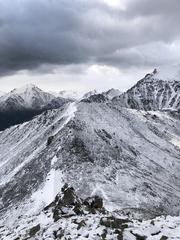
[
  {"left": 1, "top": 100, "right": 180, "bottom": 217},
  {"left": 113, "top": 69, "right": 180, "bottom": 111},
  {"left": 0, "top": 67, "right": 180, "bottom": 239}
]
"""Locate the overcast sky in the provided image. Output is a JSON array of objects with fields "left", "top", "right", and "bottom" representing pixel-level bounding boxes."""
[{"left": 0, "top": 0, "right": 180, "bottom": 92}]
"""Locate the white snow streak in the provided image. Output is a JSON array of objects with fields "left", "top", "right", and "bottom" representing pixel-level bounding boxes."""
[
  {"left": 170, "top": 137, "right": 180, "bottom": 149},
  {"left": 53, "top": 101, "right": 77, "bottom": 136},
  {"left": 31, "top": 169, "right": 64, "bottom": 211}
]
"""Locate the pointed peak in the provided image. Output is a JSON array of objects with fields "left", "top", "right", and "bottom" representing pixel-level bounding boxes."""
[
  {"left": 105, "top": 88, "right": 122, "bottom": 94},
  {"left": 153, "top": 68, "right": 158, "bottom": 75},
  {"left": 144, "top": 64, "right": 180, "bottom": 82},
  {"left": 11, "top": 84, "right": 42, "bottom": 95},
  {"left": 103, "top": 88, "right": 122, "bottom": 100}
]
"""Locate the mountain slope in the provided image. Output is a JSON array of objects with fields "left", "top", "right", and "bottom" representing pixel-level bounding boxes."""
[
  {"left": 1, "top": 184, "right": 179, "bottom": 240},
  {"left": 0, "top": 100, "right": 180, "bottom": 226},
  {"left": 0, "top": 184, "right": 132, "bottom": 240},
  {"left": 114, "top": 69, "right": 180, "bottom": 111}
]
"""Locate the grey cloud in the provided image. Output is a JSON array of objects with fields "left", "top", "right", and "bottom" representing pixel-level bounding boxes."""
[
  {"left": 128, "top": 0, "right": 180, "bottom": 16},
  {"left": 98, "top": 41, "right": 180, "bottom": 68},
  {"left": 0, "top": 0, "right": 180, "bottom": 76}
]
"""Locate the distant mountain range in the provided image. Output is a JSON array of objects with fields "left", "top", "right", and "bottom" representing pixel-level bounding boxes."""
[{"left": 0, "top": 85, "right": 122, "bottom": 130}]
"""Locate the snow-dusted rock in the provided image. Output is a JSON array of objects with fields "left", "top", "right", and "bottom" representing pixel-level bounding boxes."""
[
  {"left": 0, "top": 84, "right": 55, "bottom": 111},
  {"left": 0, "top": 184, "right": 130, "bottom": 240},
  {"left": 114, "top": 68, "right": 180, "bottom": 111},
  {"left": 1, "top": 184, "right": 180, "bottom": 239},
  {"left": 103, "top": 88, "right": 122, "bottom": 100},
  {"left": 82, "top": 88, "right": 122, "bottom": 102}
]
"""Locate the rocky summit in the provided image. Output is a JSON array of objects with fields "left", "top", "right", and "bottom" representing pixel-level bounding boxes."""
[
  {"left": 1, "top": 184, "right": 180, "bottom": 240},
  {"left": 114, "top": 69, "right": 180, "bottom": 111}
]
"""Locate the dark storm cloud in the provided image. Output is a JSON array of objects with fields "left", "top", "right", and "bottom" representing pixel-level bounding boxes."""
[{"left": 0, "top": 0, "right": 180, "bottom": 76}]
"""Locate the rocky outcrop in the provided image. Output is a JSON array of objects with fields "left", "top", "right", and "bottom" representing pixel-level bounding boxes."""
[
  {"left": 44, "top": 184, "right": 106, "bottom": 222},
  {"left": 114, "top": 70, "right": 180, "bottom": 111}
]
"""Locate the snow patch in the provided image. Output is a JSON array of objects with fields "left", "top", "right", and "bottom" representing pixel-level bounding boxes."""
[
  {"left": 53, "top": 102, "right": 77, "bottom": 136},
  {"left": 51, "top": 155, "right": 58, "bottom": 165},
  {"left": 31, "top": 169, "right": 64, "bottom": 211},
  {"left": 170, "top": 137, "right": 180, "bottom": 148},
  {"left": 124, "top": 215, "right": 180, "bottom": 240}
]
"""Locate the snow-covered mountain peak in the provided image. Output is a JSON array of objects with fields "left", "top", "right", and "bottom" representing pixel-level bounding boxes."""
[
  {"left": 114, "top": 65, "right": 180, "bottom": 111},
  {"left": 145, "top": 65, "right": 180, "bottom": 82},
  {"left": 10, "top": 84, "right": 46, "bottom": 97},
  {"left": 103, "top": 88, "right": 122, "bottom": 99},
  {"left": 0, "top": 84, "right": 55, "bottom": 111}
]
